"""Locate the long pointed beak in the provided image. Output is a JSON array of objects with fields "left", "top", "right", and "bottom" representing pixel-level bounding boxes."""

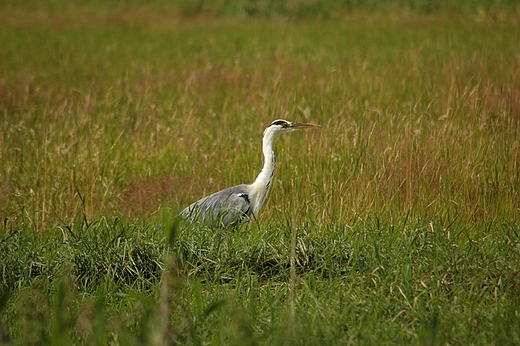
[{"left": 288, "top": 122, "right": 321, "bottom": 129}]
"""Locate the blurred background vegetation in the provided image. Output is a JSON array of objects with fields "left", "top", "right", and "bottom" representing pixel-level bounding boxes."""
[
  {"left": 1, "top": 0, "right": 519, "bottom": 18},
  {"left": 1, "top": 1, "right": 519, "bottom": 344}
]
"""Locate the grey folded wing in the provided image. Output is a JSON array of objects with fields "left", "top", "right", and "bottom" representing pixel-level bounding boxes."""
[{"left": 180, "top": 184, "right": 252, "bottom": 227}]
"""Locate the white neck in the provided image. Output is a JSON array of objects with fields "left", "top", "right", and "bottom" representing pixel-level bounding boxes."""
[{"left": 250, "top": 127, "right": 278, "bottom": 216}]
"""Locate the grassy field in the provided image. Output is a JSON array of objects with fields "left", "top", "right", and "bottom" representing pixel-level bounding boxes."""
[{"left": 1, "top": 2, "right": 520, "bottom": 345}]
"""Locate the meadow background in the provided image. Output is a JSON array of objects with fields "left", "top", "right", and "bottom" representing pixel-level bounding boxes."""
[{"left": 1, "top": 0, "right": 519, "bottom": 344}]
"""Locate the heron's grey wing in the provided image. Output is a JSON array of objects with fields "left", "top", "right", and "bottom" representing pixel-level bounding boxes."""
[{"left": 181, "top": 184, "right": 252, "bottom": 227}]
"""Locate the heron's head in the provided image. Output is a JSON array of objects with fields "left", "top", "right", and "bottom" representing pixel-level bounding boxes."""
[{"left": 267, "top": 119, "right": 320, "bottom": 135}]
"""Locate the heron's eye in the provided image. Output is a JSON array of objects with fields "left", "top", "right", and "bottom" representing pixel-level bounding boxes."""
[{"left": 271, "top": 120, "right": 288, "bottom": 127}]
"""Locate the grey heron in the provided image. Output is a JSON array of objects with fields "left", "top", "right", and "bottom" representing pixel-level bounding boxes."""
[{"left": 180, "top": 119, "right": 320, "bottom": 228}]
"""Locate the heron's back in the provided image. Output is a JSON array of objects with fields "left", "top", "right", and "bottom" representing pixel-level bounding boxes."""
[{"left": 180, "top": 184, "right": 253, "bottom": 227}]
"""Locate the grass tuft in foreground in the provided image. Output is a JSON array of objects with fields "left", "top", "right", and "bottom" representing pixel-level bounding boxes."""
[{"left": 1, "top": 215, "right": 519, "bottom": 344}]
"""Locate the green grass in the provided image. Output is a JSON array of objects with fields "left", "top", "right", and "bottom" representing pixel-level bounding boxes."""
[{"left": 1, "top": 2, "right": 520, "bottom": 345}]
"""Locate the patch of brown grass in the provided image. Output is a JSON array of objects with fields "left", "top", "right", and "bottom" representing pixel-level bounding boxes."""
[
  {"left": 120, "top": 174, "right": 202, "bottom": 218},
  {"left": 122, "top": 175, "right": 175, "bottom": 217},
  {"left": 0, "top": 4, "right": 225, "bottom": 31},
  {"left": 483, "top": 83, "right": 520, "bottom": 120}
]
